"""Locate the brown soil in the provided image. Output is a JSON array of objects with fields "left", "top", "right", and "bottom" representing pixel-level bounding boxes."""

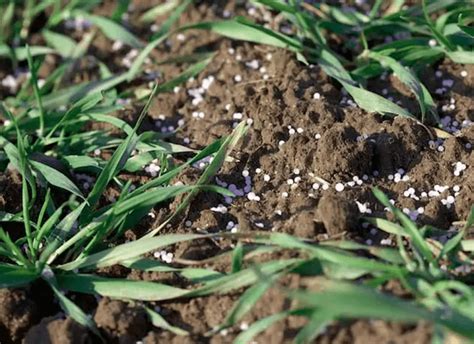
[
  {"left": 24, "top": 316, "right": 90, "bottom": 344},
  {"left": 0, "top": 0, "right": 472, "bottom": 343}
]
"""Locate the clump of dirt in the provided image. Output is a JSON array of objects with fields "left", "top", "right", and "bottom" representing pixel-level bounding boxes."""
[
  {"left": 314, "top": 123, "right": 375, "bottom": 180},
  {"left": 317, "top": 193, "right": 359, "bottom": 235},
  {"left": 94, "top": 298, "right": 150, "bottom": 342},
  {"left": 0, "top": 170, "right": 23, "bottom": 214},
  {"left": 318, "top": 320, "right": 432, "bottom": 344},
  {"left": 0, "top": 289, "right": 37, "bottom": 343},
  {"left": 23, "top": 316, "right": 90, "bottom": 344}
]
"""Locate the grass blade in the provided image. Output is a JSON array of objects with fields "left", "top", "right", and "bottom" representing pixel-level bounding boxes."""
[
  {"left": 31, "top": 161, "right": 84, "bottom": 199},
  {"left": 340, "top": 81, "right": 414, "bottom": 118},
  {"left": 145, "top": 306, "right": 189, "bottom": 336},
  {"left": 75, "top": 12, "right": 143, "bottom": 48},
  {"left": 58, "top": 233, "right": 207, "bottom": 271},
  {"left": 211, "top": 276, "right": 277, "bottom": 334},
  {"left": 0, "top": 268, "right": 38, "bottom": 288},
  {"left": 26, "top": 45, "right": 46, "bottom": 137},
  {"left": 368, "top": 51, "right": 437, "bottom": 121},
  {"left": 42, "top": 30, "right": 77, "bottom": 58},
  {"left": 182, "top": 18, "right": 302, "bottom": 51},
  {"left": 56, "top": 273, "right": 188, "bottom": 301},
  {"left": 373, "top": 188, "right": 435, "bottom": 264},
  {"left": 48, "top": 280, "right": 101, "bottom": 337}
]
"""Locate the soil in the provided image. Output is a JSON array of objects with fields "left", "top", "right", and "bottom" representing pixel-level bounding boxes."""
[{"left": 0, "top": 0, "right": 472, "bottom": 343}]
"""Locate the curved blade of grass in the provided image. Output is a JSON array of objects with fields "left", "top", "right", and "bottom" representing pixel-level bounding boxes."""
[
  {"left": 421, "top": 0, "right": 455, "bottom": 51},
  {"left": 57, "top": 259, "right": 299, "bottom": 301},
  {"left": 5, "top": 108, "right": 37, "bottom": 255},
  {"left": 131, "top": 52, "right": 215, "bottom": 95},
  {"left": 368, "top": 51, "right": 437, "bottom": 121},
  {"left": 234, "top": 311, "right": 289, "bottom": 344},
  {"left": 63, "top": 155, "right": 100, "bottom": 172},
  {"left": 446, "top": 51, "right": 474, "bottom": 64},
  {"left": 121, "top": 258, "right": 223, "bottom": 283},
  {"left": 290, "top": 281, "right": 474, "bottom": 339},
  {"left": 340, "top": 81, "right": 414, "bottom": 118},
  {"left": 255, "top": 233, "right": 404, "bottom": 274},
  {"left": 127, "top": 0, "right": 192, "bottom": 78},
  {"left": 146, "top": 121, "right": 248, "bottom": 237},
  {"left": 26, "top": 45, "right": 46, "bottom": 137},
  {"left": 58, "top": 233, "right": 207, "bottom": 271},
  {"left": 320, "top": 240, "right": 404, "bottom": 265},
  {"left": 316, "top": 48, "right": 354, "bottom": 84},
  {"left": 211, "top": 275, "right": 277, "bottom": 334},
  {"left": 56, "top": 273, "right": 188, "bottom": 301},
  {"left": 114, "top": 185, "right": 230, "bottom": 216},
  {"left": 0, "top": 212, "right": 20, "bottom": 222},
  {"left": 48, "top": 281, "right": 101, "bottom": 337},
  {"left": 74, "top": 12, "right": 142, "bottom": 48},
  {"left": 295, "top": 309, "right": 335, "bottom": 344},
  {"left": 145, "top": 306, "right": 189, "bottom": 336},
  {"left": 140, "top": 0, "right": 178, "bottom": 23},
  {"left": 365, "top": 217, "right": 406, "bottom": 236},
  {"left": 0, "top": 45, "right": 55, "bottom": 60},
  {"left": 0, "top": 135, "right": 35, "bottom": 185},
  {"left": 181, "top": 18, "right": 303, "bottom": 51},
  {"left": 42, "top": 73, "right": 128, "bottom": 110},
  {"left": 85, "top": 83, "right": 158, "bottom": 210},
  {"left": 45, "top": 91, "right": 104, "bottom": 140},
  {"left": 41, "top": 202, "right": 86, "bottom": 265},
  {"left": 186, "top": 259, "right": 301, "bottom": 296},
  {"left": 0, "top": 269, "right": 39, "bottom": 288},
  {"left": 151, "top": 0, "right": 192, "bottom": 39},
  {"left": 43, "top": 30, "right": 77, "bottom": 58},
  {"left": 0, "top": 228, "right": 31, "bottom": 267},
  {"left": 31, "top": 161, "right": 84, "bottom": 199},
  {"left": 373, "top": 188, "right": 434, "bottom": 264},
  {"left": 81, "top": 113, "right": 133, "bottom": 135},
  {"left": 231, "top": 242, "right": 244, "bottom": 273},
  {"left": 129, "top": 136, "right": 225, "bottom": 198},
  {"left": 33, "top": 204, "right": 64, "bottom": 251}
]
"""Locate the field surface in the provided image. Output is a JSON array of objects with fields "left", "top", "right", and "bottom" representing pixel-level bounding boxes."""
[{"left": 0, "top": 1, "right": 473, "bottom": 343}]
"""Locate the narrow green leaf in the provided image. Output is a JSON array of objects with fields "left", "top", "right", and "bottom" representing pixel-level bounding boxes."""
[
  {"left": 234, "top": 311, "right": 289, "bottom": 344},
  {"left": 31, "top": 161, "right": 84, "bottom": 199},
  {"left": 42, "top": 74, "right": 128, "bottom": 110},
  {"left": 140, "top": 0, "right": 178, "bottom": 22},
  {"left": 48, "top": 281, "right": 101, "bottom": 337},
  {"left": 75, "top": 12, "right": 143, "bottom": 48},
  {"left": 145, "top": 307, "right": 189, "bottom": 336},
  {"left": 295, "top": 309, "right": 335, "bottom": 344},
  {"left": 213, "top": 276, "right": 276, "bottom": 334},
  {"left": 231, "top": 242, "right": 244, "bottom": 273},
  {"left": 43, "top": 30, "right": 77, "bottom": 58},
  {"left": 56, "top": 273, "right": 188, "bottom": 301},
  {"left": 368, "top": 51, "right": 437, "bottom": 121},
  {"left": 373, "top": 188, "right": 434, "bottom": 263},
  {"left": 181, "top": 18, "right": 302, "bottom": 51},
  {"left": 42, "top": 203, "right": 87, "bottom": 264},
  {"left": 446, "top": 51, "right": 474, "bottom": 64},
  {"left": 0, "top": 267, "right": 38, "bottom": 288},
  {"left": 0, "top": 45, "right": 55, "bottom": 60},
  {"left": 58, "top": 233, "right": 207, "bottom": 271},
  {"left": 340, "top": 81, "right": 414, "bottom": 118}
]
